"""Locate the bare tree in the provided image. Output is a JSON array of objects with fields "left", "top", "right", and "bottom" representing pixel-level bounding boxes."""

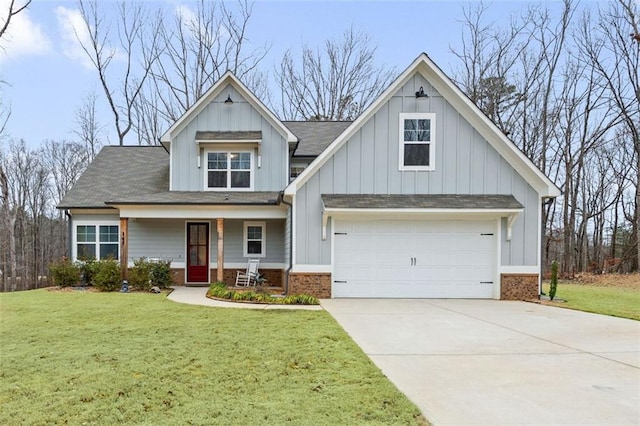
[
  {"left": 73, "top": 92, "right": 103, "bottom": 160},
  {"left": 276, "top": 27, "right": 395, "bottom": 121},
  {"left": 577, "top": 0, "right": 640, "bottom": 271},
  {"left": 0, "top": 0, "right": 31, "bottom": 40},
  {"left": 76, "top": 0, "right": 162, "bottom": 145},
  {"left": 132, "top": 0, "right": 269, "bottom": 145}
]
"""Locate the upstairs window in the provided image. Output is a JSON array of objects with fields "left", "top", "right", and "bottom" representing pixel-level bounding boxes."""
[
  {"left": 206, "top": 151, "right": 252, "bottom": 190},
  {"left": 290, "top": 166, "right": 306, "bottom": 182},
  {"left": 399, "top": 113, "right": 435, "bottom": 170}
]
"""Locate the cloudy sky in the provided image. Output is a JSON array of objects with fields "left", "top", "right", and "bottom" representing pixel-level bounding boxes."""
[{"left": 0, "top": 0, "right": 576, "bottom": 147}]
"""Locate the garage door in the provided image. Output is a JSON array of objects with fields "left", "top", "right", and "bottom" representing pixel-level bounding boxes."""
[{"left": 333, "top": 219, "right": 496, "bottom": 298}]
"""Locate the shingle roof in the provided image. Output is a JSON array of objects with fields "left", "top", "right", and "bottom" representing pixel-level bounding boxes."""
[
  {"left": 57, "top": 146, "right": 280, "bottom": 208},
  {"left": 284, "top": 121, "right": 351, "bottom": 157},
  {"left": 195, "top": 131, "right": 262, "bottom": 141},
  {"left": 321, "top": 194, "right": 524, "bottom": 210}
]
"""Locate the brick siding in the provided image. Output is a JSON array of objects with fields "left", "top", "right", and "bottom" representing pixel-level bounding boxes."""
[
  {"left": 500, "top": 274, "right": 539, "bottom": 300},
  {"left": 288, "top": 273, "right": 332, "bottom": 298}
]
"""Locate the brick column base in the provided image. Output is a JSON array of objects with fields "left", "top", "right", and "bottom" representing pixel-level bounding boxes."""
[
  {"left": 288, "top": 273, "right": 331, "bottom": 298},
  {"left": 500, "top": 274, "right": 539, "bottom": 300}
]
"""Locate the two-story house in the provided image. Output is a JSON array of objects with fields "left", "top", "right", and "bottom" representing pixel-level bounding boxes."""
[{"left": 58, "top": 53, "right": 560, "bottom": 300}]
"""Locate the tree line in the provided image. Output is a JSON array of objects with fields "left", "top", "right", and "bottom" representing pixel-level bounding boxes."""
[{"left": 0, "top": 0, "right": 637, "bottom": 291}]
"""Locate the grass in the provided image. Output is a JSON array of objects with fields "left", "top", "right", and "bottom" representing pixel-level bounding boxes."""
[
  {"left": 0, "top": 289, "right": 427, "bottom": 425},
  {"left": 542, "top": 281, "right": 640, "bottom": 321}
]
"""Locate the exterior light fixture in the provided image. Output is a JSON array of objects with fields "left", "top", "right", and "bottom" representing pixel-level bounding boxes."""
[
  {"left": 224, "top": 94, "right": 233, "bottom": 104},
  {"left": 415, "top": 86, "right": 428, "bottom": 99}
]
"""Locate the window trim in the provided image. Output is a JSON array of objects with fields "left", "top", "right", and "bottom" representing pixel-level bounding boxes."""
[
  {"left": 204, "top": 149, "right": 254, "bottom": 191},
  {"left": 398, "top": 112, "right": 436, "bottom": 171},
  {"left": 72, "top": 220, "right": 120, "bottom": 261},
  {"left": 243, "top": 221, "right": 266, "bottom": 258}
]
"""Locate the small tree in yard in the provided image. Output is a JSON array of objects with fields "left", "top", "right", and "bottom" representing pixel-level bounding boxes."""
[{"left": 549, "top": 261, "right": 559, "bottom": 301}]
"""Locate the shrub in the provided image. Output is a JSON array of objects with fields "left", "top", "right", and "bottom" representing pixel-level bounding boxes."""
[
  {"left": 128, "top": 258, "right": 153, "bottom": 291},
  {"left": 91, "top": 259, "right": 122, "bottom": 291},
  {"left": 49, "top": 258, "right": 81, "bottom": 287},
  {"left": 206, "top": 282, "right": 319, "bottom": 305},
  {"left": 549, "top": 260, "right": 559, "bottom": 301},
  {"left": 150, "top": 260, "right": 172, "bottom": 288},
  {"left": 78, "top": 259, "right": 97, "bottom": 285}
]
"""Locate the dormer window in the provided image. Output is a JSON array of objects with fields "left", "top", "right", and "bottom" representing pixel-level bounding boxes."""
[
  {"left": 399, "top": 113, "right": 436, "bottom": 171},
  {"left": 206, "top": 151, "right": 253, "bottom": 190}
]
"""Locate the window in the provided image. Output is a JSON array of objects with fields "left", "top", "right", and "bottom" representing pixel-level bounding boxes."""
[
  {"left": 290, "top": 166, "right": 306, "bottom": 182},
  {"left": 243, "top": 221, "right": 266, "bottom": 257},
  {"left": 399, "top": 113, "right": 435, "bottom": 170},
  {"left": 206, "top": 151, "right": 252, "bottom": 190},
  {"left": 75, "top": 224, "right": 119, "bottom": 260}
]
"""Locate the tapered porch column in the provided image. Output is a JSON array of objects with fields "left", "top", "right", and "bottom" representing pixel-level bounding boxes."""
[
  {"left": 216, "top": 218, "right": 224, "bottom": 282},
  {"left": 120, "top": 217, "right": 128, "bottom": 279}
]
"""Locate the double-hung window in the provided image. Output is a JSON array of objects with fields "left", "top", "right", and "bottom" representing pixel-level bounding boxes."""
[
  {"left": 243, "top": 221, "right": 266, "bottom": 257},
  {"left": 399, "top": 113, "right": 435, "bottom": 170},
  {"left": 206, "top": 151, "right": 252, "bottom": 190},
  {"left": 75, "top": 224, "right": 119, "bottom": 260}
]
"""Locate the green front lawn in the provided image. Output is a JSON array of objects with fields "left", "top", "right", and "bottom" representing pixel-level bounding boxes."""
[
  {"left": 0, "top": 290, "right": 426, "bottom": 425},
  {"left": 542, "top": 282, "right": 640, "bottom": 321}
]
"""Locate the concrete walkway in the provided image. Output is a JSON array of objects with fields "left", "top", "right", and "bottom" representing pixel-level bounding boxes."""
[
  {"left": 167, "top": 286, "right": 322, "bottom": 310},
  {"left": 321, "top": 299, "right": 640, "bottom": 425}
]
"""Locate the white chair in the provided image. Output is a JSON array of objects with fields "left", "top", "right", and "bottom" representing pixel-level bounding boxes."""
[{"left": 235, "top": 259, "right": 260, "bottom": 287}]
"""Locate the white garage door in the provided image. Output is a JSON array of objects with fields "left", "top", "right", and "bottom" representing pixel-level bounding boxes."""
[{"left": 333, "top": 219, "right": 496, "bottom": 298}]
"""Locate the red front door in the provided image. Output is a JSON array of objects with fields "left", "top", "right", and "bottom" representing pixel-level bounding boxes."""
[{"left": 187, "top": 222, "right": 209, "bottom": 283}]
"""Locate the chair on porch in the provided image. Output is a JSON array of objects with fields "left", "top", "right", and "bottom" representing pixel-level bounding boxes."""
[{"left": 235, "top": 259, "right": 260, "bottom": 287}]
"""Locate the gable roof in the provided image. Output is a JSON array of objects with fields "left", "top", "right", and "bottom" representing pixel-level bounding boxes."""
[
  {"left": 160, "top": 71, "right": 297, "bottom": 145},
  {"left": 57, "top": 146, "right": 280, "bottom": 209},
  {"left": 285, "top": 53, "right": 561, "bottom": 198},
  {"left": 284, "top": 121, "right": 352, "bottom": 157}
]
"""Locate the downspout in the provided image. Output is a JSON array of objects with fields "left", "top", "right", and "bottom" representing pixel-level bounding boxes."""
[
  {"left": 541, "top": 197, "right": 555, "bottom": 296},
  {"left": 65, "top": 210, "right": 73, "bottom": 259},
  {"left": 279, "top": 192, "right": 293, "bottom": 295}
]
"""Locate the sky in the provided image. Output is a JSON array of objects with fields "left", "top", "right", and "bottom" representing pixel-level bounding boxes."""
[{"left": 0, "top": 0, "right": 578, "bottom": 148}]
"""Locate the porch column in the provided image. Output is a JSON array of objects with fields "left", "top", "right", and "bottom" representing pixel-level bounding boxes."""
[
  {"left": 120, "top": 217, "right": 128, "bottom": 280},
  {"left": 216, "top": 218, "right": 224, "bottom": 282}
]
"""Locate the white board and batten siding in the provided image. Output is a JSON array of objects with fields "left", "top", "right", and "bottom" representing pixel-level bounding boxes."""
[{"left": 293, "top": 72, "right": 541, "bottom": 298}]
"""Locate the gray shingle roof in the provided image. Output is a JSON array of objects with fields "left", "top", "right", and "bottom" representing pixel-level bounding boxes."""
[
  {"left": 195, "top": 131, "right": 262, "bottom": 141},
  {"left": 321, "top": 194, "right": 524, "bottom": 210},
  {"left": 284, "top": 121, "right": 351, "bottom": 157},
  {"left": 57, "top": 146, "right": 280, "bottom": 208}
]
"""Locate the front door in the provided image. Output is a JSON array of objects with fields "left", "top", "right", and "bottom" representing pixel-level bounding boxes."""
[{"left": 187, "top": 222, "right": 209, "bottom": 283}]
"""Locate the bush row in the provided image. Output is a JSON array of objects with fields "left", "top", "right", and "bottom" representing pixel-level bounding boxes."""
[
  {"left": 49, "top": 257, "right": 173, "bottom": 291},
  {"left": 207, "top": 282, "right": 319, "bottom": 305}
]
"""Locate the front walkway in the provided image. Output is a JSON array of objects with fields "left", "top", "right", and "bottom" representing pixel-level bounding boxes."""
[
  {"left": 167, "top": 286, "right": 322, "bottom": 310},
  {"left": 322, "top": 299, "right": 640, "bottom": 425}
]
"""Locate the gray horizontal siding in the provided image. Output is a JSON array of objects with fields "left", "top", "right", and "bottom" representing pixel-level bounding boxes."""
[
  {"left": 127, "top": 218, "right": 285, "bottom": 266},
  {"left": 295, "top": 72, "right": 540, "bottom": 267}
]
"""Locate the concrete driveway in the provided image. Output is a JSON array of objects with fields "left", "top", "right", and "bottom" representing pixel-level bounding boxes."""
[{"left": 321, "top": 299, "right": 640, "bottom": 425}]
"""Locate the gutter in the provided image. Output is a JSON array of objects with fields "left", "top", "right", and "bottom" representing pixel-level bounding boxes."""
[
  {"left": 279, "top": 191, "right": 293, "bottom": 295},
  {"left": 64, "top": 210, "right": 72, "bottom": 258}
]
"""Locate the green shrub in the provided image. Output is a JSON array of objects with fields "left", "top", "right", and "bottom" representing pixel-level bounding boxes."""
[
  {"left": 78, "top": 259, "right": 96, "bottom": 285},
  {"left": 549, "top": 260, "right": 559, "bottom": 301},
  {"left": 206, "top": 282, "right": 318, "bottom": 305},
  {"left": 91, "top": 259, "right": 122, "bottom": 291},
  {"left": 150, "top": 260, "right": 172, "bottom": 288},
  {"left": 49, "top": 258, "right": 81, "bottom": 287},
  {"left": 128, "top": 258, "right": 153, "bottom": 291}
]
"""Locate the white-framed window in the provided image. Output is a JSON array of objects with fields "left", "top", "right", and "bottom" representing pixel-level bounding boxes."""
[
  {"left": 74, "top": 223, "right": 119, "bottom": 261},
  {"left": 399, "top": 113, "right": 436, "bottom": 171},
  {"left": 243, "top": 221, "right": 266, "bottom": 257},
  {"left": 205, "top": 151, "right": 253, "bottom": 190}
]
